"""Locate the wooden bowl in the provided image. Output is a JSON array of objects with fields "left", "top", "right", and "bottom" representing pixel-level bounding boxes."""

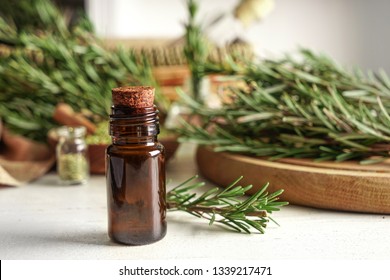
[
  {"left": 161, "top": 135, "right": 180, "bottom": 162},
  {"left": 88, "top": 143, "right": 107, "bottom": 174},
  {"left": 196, "top": 146, "right": 390, "bottom": 214}
]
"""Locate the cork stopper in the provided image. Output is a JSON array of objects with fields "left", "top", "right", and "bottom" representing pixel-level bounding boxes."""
[{"left": 112, "top": 86, "right": 155, "bottom": 108}]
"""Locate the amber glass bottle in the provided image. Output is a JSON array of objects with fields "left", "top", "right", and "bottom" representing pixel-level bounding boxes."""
[{"left": 106, "top": 86, "right": 166, "bottom": 245}]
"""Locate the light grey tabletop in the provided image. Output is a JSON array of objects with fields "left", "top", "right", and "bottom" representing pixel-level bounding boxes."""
[{"left": 0, "top": 143, "right": 389, "bottom": 260}]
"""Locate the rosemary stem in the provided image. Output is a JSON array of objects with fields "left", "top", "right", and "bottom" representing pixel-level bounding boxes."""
[{"left": 167, "top": 202, "right": 268, "bottom": 217}]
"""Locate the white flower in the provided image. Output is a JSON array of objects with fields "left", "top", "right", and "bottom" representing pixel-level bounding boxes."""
[{"left": 234, "top": 0, "right": 275, "bottom": 27}]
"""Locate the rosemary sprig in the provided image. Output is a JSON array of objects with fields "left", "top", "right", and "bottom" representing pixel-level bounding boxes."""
[
  {"left": 167, "top": 175, "right": 287, "bottom": 233},
  {"left": 178, "top": 49, "right": 390, "bottom": 163}
]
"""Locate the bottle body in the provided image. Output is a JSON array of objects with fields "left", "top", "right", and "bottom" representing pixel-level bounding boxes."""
[
  {"left": 106, "top": 143, "right": 166, "bottom": 245},
  {"left": 106, "top": 105, "right": 166, "bottom": 245}
]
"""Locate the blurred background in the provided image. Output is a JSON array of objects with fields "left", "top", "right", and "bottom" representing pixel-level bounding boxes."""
[
  {"left": 83, "top": 0, "right": 390, "bottom": 72},
  {"left": 2, "top": 0, "right": 390, "bottom": 185}
]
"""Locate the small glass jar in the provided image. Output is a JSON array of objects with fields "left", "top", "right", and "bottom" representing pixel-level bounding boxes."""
[{"left": 56, "top": 126, "right": 89, "bottom": 185}]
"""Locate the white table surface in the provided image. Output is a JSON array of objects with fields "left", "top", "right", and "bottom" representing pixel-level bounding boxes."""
[{"left": 0, "top": 143, "right": 389, "bottom": 260}]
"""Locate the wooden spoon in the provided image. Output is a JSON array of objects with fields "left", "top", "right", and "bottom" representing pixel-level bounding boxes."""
[{"left": 53, "top": 103, "right": 96, "bottom": 134}]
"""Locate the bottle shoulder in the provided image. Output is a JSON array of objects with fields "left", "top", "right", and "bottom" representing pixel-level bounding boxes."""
[{"left": 106, "top": 142, "right": 165, "bottom": 155}]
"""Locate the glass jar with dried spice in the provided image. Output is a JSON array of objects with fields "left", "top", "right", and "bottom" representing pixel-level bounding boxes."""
[
  {"left": 106, "top": 86, "right": 166, "bottom": 245},
  {"left": 56, "top": 126, "right": 89, "bottom": 185}
]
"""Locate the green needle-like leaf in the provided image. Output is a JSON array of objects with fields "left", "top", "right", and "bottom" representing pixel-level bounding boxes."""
[{"left": 167, "top": 176, "right": 287, "bottom": 234}]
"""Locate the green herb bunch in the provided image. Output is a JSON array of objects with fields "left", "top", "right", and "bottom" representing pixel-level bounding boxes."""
[
  {"left": 179, "top": 49, "right": 390, "bottom": 163},
  {"left": 0, "top": 0, "right": 158, "bottom": 141}
]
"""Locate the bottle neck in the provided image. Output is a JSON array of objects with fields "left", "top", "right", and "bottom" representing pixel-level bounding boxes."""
[{"left": 109, "top": 105, "right": 160, "bottom": 146}]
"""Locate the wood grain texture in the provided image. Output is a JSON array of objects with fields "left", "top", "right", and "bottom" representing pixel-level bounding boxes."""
[{"left": 196, "top": 146, "right": 390, "bottom": 214}]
